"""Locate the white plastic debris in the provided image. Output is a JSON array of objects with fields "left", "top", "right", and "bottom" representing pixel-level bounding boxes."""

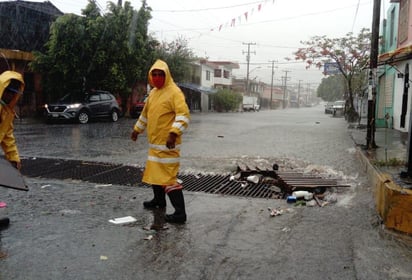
[
  {"left": 109, "top": 216, "right": 137, "bottom": 225},
  {"left": 94, "top": 184, "right": 112, "bottom": 188},
  {"left": 247, "top": 175, "right": 260, "bottom": 184},
  {"left": 292, "top": 190, "right": 313, "bottom": 200},
  {"left": 144, "top": 235, "right": 153, "bottom": 240}
]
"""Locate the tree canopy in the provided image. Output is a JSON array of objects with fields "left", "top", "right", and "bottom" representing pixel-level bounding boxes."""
[
  {"left": 293, "top": 28, "right": 371, "bottom": 121},
  {"left": 317, "top": 75, "right": 346, "bottom": 102},
  {"left": 30, "top": 0, "right": 195, "bottom": 104}
]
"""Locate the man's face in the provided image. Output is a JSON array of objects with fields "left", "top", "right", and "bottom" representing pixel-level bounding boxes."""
[
  {"left": 1, "top": 88, "right": 17, "bottom": 105},
  {"left": 151, "top": 70, "right": 166, "bottom": 89}
]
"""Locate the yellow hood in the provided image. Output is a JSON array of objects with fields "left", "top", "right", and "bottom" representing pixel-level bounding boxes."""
[
  {"left": 0, "top": 71, "right": 25, "bottom": 107},
  {"left": 148, "top": 59, "right": 174, "bottom": 88}
]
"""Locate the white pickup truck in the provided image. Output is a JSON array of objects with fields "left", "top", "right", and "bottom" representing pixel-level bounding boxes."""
[{"left": 242, "top": 96, "right": 260, "bottom": 112}]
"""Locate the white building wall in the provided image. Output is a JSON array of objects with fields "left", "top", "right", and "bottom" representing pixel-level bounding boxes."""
[
  {"left": 214, "top": 66, "right": 232, "bottom": 86},
  {"left": 200, "top": 64, "right": 214, "bottom": 88}
]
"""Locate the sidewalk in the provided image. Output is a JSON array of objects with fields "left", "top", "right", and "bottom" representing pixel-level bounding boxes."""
[{"left": 349, "top": 123, "right": 412, "bottom": 234}]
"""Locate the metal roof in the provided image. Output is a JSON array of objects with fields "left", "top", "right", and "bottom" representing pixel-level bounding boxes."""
[{"left": 178, "top": 83, "right": 217, "bottom": 94}]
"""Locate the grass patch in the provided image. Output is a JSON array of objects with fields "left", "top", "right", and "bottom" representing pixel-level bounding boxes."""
[{"left": 372, "top": 158, "right": 406, "bottom": 167}]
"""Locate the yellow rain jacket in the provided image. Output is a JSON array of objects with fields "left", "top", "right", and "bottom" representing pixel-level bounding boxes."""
[
  {"left": 133, "top": 60, "right": 190, "bottom": 186},
  {"left": 0, "top": 71, "right": 25, "bottom": 163}
]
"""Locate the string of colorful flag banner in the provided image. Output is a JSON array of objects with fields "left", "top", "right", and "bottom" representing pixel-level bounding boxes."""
[{"left": 210, "top": 0, "right": 275, "bottom": 32}]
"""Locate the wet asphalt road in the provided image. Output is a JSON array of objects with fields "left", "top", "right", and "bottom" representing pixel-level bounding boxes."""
[{"left": 1, "top": 105, "right": 412, "bottom": 280}]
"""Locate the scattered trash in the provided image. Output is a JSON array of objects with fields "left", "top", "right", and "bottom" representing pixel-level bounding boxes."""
[
  {"left": 144, "top": 235, "right": 153, "bottom": 240},
  {"left": 292, "top": 190, "right": 313, "bottom": 200},
  {"left": 269, "top": 185, "right": 282, "bottom": 193},
  {"left": 0, "top": 202, "right": 6, "bottom": 208},
  {"left": 286, "top": 196, "right": 297, "bottom": 203},
  {"left": 41, "top": 184, "right": 51, "bottom": 189},
  {"left": 240, "top": 182, "right": 248, "bottom": 188},
  {"left": 100, "top": 255, "right": 108, "bottom": 260},
  {"left": 282, "top": 227, "right": 291, "bottom": 232},
  {"left": 109, "top": 216, "right": 137, "bottom": 225},
  {"left": 217, "top": 135, "right": 224, "bottom": 138},
  {"left": 268, "top": 207, "right": 283, "bottom": 217},
  {"left": 94, "top": 184, "right": 112, "bottom": 188},
  {"left": 247, "top": 175, "right": 261, "bottom": 184}
]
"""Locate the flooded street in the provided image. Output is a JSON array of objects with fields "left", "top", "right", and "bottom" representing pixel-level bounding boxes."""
[
  {"left": 1, "top": 105, "right": 412, "bottom": 280},
  {"left": 15, "top": 104, "right": 358, "bottom": 174}
]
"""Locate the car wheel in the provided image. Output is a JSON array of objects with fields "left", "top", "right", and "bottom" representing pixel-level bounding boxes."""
[
  {"left": 78, "top": 110, "right": 89, "bottom": 124},
  {"left": 111, "top": 110, "right": 119, "bottom": 122}
]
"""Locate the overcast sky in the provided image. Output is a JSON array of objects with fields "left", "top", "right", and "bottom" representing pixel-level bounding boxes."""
[{"left": 18, "top": 0, "right": 392, "bottom": 87}]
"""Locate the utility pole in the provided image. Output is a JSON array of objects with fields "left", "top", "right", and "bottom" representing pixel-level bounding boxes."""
[
  {"left": 242, "top": 42, "right": 256, "bottom": 95},
  {"left": 282, "top": 70, "right": 291, "bottom": 109},
  {"left": 269, "top": 60, "right": 277, "bottom": 109},
  {"left": 367, "top": 0, "right": 380, "bottom": 149},
  {"left": 297, "top": 80, "right": 302, "bottom": 108}
]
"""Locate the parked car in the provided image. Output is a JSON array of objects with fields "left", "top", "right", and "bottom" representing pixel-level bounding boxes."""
[
  {"left": 44, "top": 90, "right": 121, "bottom": 124},
  {"left": 130, "top": 94, "right": 148, "bottom": 118},
  {"left": 332, "top": 100, "right": 345, "bottom": 116},
  {"left": 324, "top": 102, "right": 334, "bottom": 114}
]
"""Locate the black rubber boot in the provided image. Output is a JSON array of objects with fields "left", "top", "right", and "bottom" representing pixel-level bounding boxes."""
[
  {"left": 0, "top": 217, "right": 10, "bottom": 230},
  {"left": 143, "top": 185, "right": 166, "bottom": 209},
  {"left": 165, "top": 189, "right": 186, "bottom": 224}
]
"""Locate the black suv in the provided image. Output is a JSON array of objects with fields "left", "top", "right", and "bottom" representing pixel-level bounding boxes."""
[{"left": 45, "top": 90, "right": 121, "bottom": 124}]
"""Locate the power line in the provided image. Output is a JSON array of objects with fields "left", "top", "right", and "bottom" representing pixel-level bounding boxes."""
[
  {"left": 351, "top": 0, "right": 361, "bottom": 32},
  {"left": 152, "top": 1, "right": 263, "bottom": 13}
]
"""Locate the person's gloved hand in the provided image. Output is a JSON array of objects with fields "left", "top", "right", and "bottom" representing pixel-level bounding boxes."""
[
  {"left": 10, "top": 161, "right": 21, "bottom": 170},
  {"left": 166, "top": 133, "right": 177, "bottom": 149},
  {"left": 131, "top": 131, "right": 139, "bottom": 141}
]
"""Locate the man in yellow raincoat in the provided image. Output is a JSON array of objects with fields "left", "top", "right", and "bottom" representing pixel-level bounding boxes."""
[
  {"left": 0, "top": 70, "right": 25, "bottom": 228},
  {"left": 131, "top": 59, "right": 190, "bottom": 224}
]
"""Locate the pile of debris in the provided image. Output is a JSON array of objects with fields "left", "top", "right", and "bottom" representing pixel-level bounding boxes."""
[{"left": 233, "top": 159, "right": 350, "bottom": 206}]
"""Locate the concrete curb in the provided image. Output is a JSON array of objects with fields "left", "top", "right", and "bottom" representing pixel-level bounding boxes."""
[{"left": 356, "top": 148, "right": 412, "bottom": 235}]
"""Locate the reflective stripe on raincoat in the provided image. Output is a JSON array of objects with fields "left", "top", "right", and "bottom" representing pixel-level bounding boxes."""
[
  {"left": 0, "top": 71, "right": 25, "bottom": 163},
  {"left": 133, "top": 59, "right": 190, "bottom": 186}
]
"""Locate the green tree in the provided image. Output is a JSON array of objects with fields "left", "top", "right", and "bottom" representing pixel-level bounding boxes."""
[
  {"left": 317, "top": 75, "right": 346, "bottom": 102},
  {"left": 213, "top": 89, "right": 242, "bottom": 112},
  {"left": 31, "top": 0, "right": 155, "bottom": 103},
  {"left": 293, "top": 28, "right": 371, "bottom": 122},
  {"left": 154, "top": 36, "right": 195, "bottom": 82}
]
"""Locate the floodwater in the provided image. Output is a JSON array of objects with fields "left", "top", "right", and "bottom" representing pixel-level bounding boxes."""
[
  {"left": 15, "top": 104, "right": 358, "bottom": 175},
  {"left": 1, "top": 104, "right": 411, "bottom": 280}
]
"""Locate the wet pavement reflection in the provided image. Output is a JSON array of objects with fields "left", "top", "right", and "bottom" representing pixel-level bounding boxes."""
[{"left": 1, "top": 106, "right": 411, "bottom": 280}]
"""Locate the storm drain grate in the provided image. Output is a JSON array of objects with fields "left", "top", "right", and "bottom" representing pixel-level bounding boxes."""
[
  {"left": 21, "top": 157, "right": 142, "bottom": 187},
  {"left": 20, "top": 157, "right": 276, "bottom": 199}
]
